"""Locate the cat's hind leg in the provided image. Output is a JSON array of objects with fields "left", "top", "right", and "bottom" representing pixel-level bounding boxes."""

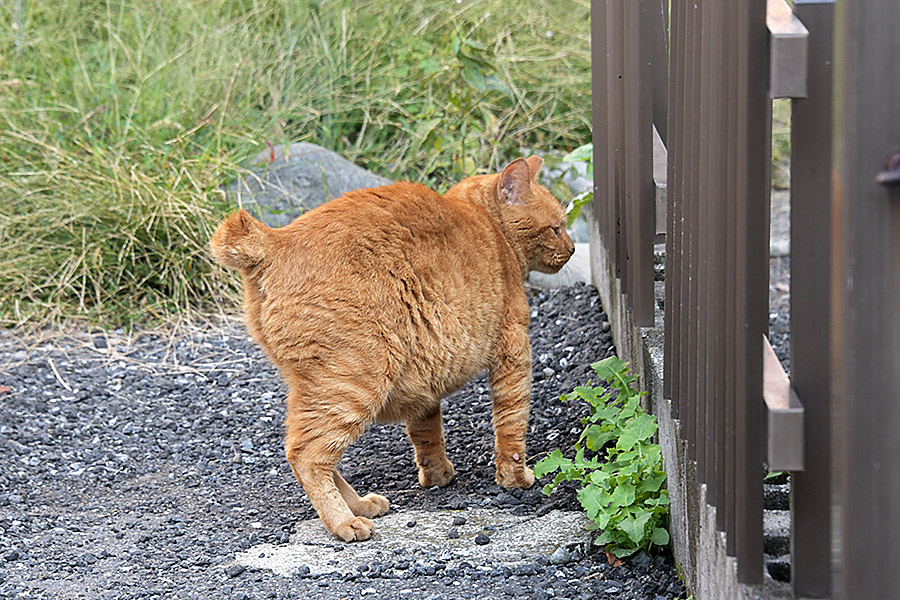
[
  {"left": 284, "top": 393, "right": 375, "bottom": 542},
  {"left": 406, "top": 405, "right": 455, "bottom": 487},
  {"left": 333, "top": 470, "right": 390, "bottom": 518}
]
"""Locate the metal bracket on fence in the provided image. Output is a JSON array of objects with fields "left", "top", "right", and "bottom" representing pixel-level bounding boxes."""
[
  {"left": 652, "top": 124, "right": 667, "bottom": 244},
  {"left": 767, "top": 0, "right": 810, "bottom": 98},
  {"left": 763, "top": 335, "right": 805, "bottom": 471}
]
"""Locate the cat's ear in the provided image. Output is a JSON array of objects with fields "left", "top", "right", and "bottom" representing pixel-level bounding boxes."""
[
  {"left": 525, "top": 155, "right": 543, "bottom": 182},
  {"left": 497, "top": 158, "right": 532, "bottom": 206}
]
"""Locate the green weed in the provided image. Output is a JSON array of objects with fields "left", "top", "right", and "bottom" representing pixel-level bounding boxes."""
[{"left": 534, "top": 356, "right": 671, "bottom": 559}]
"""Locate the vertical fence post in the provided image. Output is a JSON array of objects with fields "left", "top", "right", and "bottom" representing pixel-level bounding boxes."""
[
  {"left": 733, "top": 1, "right": 768, "bottom": 584},
  {"left": 592, "top": 0, "right": 610, "bottom": 257},
  {"left": 789, "top": 2, "right": 834, "bottom": 597},
  {"left": 830, "top": 0, "right": 900, "bottom": 597},
  {"left": 633, "top": 0, "right": 656, "bottom": 327}
]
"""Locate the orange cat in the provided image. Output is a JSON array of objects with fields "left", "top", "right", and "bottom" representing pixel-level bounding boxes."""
[{"left": 210, "top": 156, "right": 574, "bottom": 541}]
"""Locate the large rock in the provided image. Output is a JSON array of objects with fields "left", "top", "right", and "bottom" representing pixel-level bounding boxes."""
[
  {"left": 234, "top": 508, "right": 589, "bottom": 577},
  {"left": 227, "top": 142, "right": 392, "bottom": 228}
]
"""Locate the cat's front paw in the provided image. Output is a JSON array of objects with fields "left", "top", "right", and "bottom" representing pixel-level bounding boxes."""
[
  {"left": 418, "top": 457, "right": 456, "bottom": 487},
  {"left": 332, "top": 516, "right": 375, "bottom": 542},
  {"left": 495, "top": 460, "right": 535, "bottom": 489}
]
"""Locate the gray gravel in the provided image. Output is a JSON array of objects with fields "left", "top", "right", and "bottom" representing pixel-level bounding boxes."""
[{"left": 0, "top": 283, "right": 687, "bottom": 600}]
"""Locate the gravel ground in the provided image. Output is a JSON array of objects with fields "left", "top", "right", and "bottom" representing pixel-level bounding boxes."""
[
  {"left": 0, "top": 283, "right": 687, "bottom": 600},
  {"left": 768, "top": 255, "right": 790, "bottom": 373}
]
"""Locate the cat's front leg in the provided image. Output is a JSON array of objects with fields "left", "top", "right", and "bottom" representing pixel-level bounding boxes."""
[
  {"left": 406, "top": 405, "right": 455, "bottom": 487},
  {"left": 489, "top": 319, "right": 535, "bottom": 489}
]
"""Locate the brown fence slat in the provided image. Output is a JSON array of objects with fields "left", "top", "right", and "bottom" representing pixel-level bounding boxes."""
[
  {"left": 680, "top": 0, "right": 698, "bottom": 460},
  {"left": 722, "top": 1, "right": 739, "bottom": 554},
  {"left": 623, "top": 2, "right": 639, "bottom": 317},
  {"left": 591, "top": 0, "right": 610, "bottom": 256},
  {"left": 789, "top": 1, "right": 834, "bottom": 596},
  {"left": 695, "top": 0, "right": 711, "bottom": 485},
  {"left": 704, "top": 0, "right": 724, "bottom": 507},
  {"left": 830, "top": 0, "right": 900, "bottom": 596},
  {"left": 663, "top": 0, "right": 685, "bottom": 412},
  {"left": 634, "top": 0, "right": 656, "bottom": 326},
  {"left": 734, "top": 1, "right": 767, "bottom": 583}
]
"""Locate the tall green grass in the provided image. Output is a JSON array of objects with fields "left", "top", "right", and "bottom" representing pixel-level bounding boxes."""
[{"left": 0, "top": 0, "right": 591, "bottom": 327}]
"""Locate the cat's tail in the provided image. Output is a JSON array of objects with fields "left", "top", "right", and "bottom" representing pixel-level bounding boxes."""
[{"left": 209, "top": 209, "right": 272, "bottom": 271}]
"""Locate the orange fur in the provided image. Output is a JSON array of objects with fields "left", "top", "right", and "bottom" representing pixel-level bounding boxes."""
[{"left": 210, "top": 157, "right": 574, "bottom": 541}]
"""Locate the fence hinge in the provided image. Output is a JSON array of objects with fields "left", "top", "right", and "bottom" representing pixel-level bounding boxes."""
[{"left": 767, "top": 0, "right": 810, "bottom": 99}]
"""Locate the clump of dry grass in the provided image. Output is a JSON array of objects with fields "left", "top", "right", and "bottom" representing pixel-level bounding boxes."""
[{"left": 0, "top": 0, "right": 591, "bottom": 328}]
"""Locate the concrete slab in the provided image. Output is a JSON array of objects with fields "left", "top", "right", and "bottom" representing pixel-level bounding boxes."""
[{"left": 236, "top": 508, "right": 590, "bottom": 577}]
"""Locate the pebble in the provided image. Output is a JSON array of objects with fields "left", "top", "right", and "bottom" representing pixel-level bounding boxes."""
[
  {"left": 447, "top": 528, "right": 459, "bottom": 539},
  {"left": 474, "top": 534, "right": 491, "bottom": 545},
  {"left": 406, "top": 520, "right": 417, "bottom": 528},
  {"left": 542, "top": 367, "right": 556, "bottom": 378},
  {"left": 226, "top": 564, "right": 246, "bottom": 578},
  {"left": 452, "top": 516, "right": 467, "bottom": 526},
  {"left": 549, "top": 546, "right": 571, "bottom": 565}
]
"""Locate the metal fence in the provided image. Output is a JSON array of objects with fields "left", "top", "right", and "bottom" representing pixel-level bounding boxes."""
[{"left": 590, "top": 0, "right": 900, "bottom": 597}]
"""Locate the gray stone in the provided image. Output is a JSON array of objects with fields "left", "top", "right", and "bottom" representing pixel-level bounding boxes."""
[
  {"left": 235, "top": 508, "right": 589, "bottom": 577},
  {"left": 226, "top": 563, "right": 246, "bottom": 578},
  {"left": 227, "top": 142, "right": 392, "bottom": 228},
  {"left": 549, "top": 546, "right": 570, "bottom": 565}
]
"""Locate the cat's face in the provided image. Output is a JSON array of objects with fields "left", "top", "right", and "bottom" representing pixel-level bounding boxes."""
[{"left": 496, "top": 157, "right": 576, "bottom": 274}]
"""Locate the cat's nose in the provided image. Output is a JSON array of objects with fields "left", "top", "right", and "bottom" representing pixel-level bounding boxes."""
[{"left": 568, "top": 244, "right": 575, "bottom": 256}]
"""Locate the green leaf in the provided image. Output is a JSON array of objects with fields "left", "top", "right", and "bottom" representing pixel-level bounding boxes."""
[
  {"left": 483, "top": 74, "right": 512, "bottom": 98},
  {"left": 418, "top": 57, "right": 441, "bottom": 75},
  {"left": 616, "top": 413, "right": 658, "bottom": 452},
  {"left": 609, "top": 483, "right": 636, "bottom": 509},
  {"left": 651, "top": 527, "right": 670, "bottom": 546},
  {"left": 573, "top": 385, "right": 601, "bottom": 406},
  {"left": 636, "top": 471, "right": 667, "bottom": 494},
  {"left": 563, "top": 143, "right": 593, "bottom": 163},
  {"left": 595, "top": 530, "right": 616, "bottom": 545},
  {"left": 591, "top": 356, "right": 629, "bottom": 381},
  {"left": 588, "top": 469, "right": 610, "bottom": 487},
  {"left": 567, "top": 192, "right": 592, "bottom": 227},
  {"left": 578, "top": 484, "right": 606, "bottom": 521},
  {"left": 583, "top": 424, "right": 616, "bottom": 451},
  {"left": 619, "top": 510, "right": 652, "bottom": 544},
  {"left": 764, "top": 470, "right": 787, "bottom": 482},
  {"left": 462, "top": 64, "right": 486, "bottom": 92},
  {"left": 534, "top": 448, "right": 568, "bottom": 478},
  {"left": 612, "top": 544, "right": 638, "bottom": 558}
]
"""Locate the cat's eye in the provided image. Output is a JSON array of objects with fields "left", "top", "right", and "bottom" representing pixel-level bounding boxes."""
[{"left": 551, "top": 225, "right": 562, "bottom": 236}]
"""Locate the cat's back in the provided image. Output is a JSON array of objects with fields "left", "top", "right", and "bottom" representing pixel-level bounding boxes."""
[
  {"left": 252, "top": 181, "right": 519, "bottom": 403},
  {"left": 271, "top": 182, "right": 508, "bottom": 286}
]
